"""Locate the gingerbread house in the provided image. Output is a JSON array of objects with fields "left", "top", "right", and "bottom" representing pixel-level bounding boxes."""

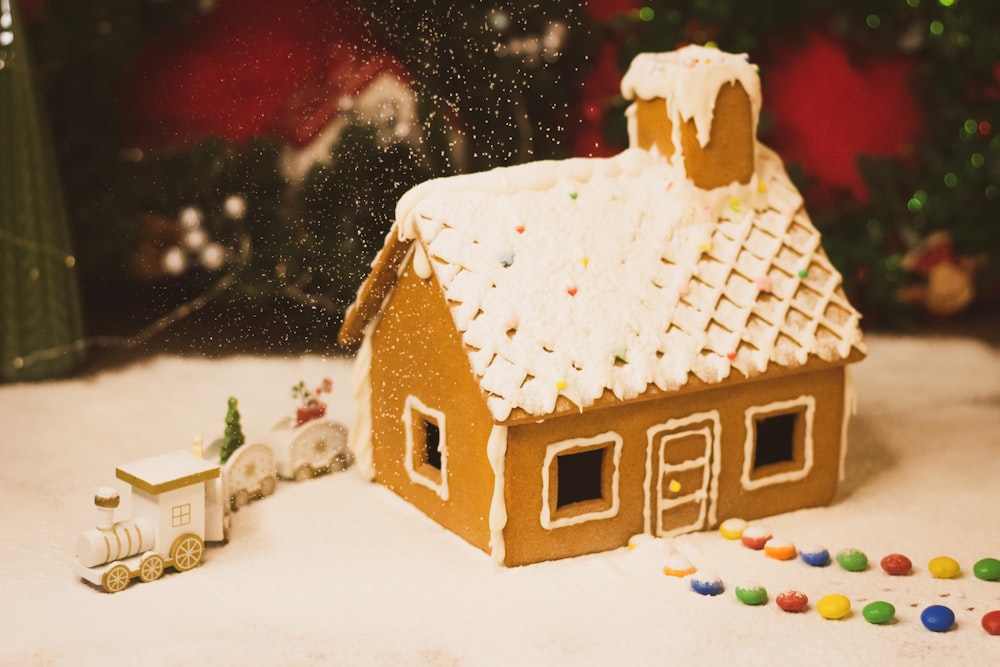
[{"left": 338, "top": 45, "right": 865, "bottom": 567}]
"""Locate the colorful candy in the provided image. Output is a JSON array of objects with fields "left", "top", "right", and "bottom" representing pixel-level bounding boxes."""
[
  {"left": 982, "top": 610, "right": 1000, "bottom": 635},
  {"left": 735, "top": 585, "right": 768, "bottom": 606},
  {"left": 690, "top": 572, "right": 724, "bottom": 596},
  {"left": 974, "top": 557, "right": 1000, "bottom": 581},
  {"left": 836, "top": 548, "right": 869, "bottom": 572},
  {"left": 817, "top": 594, "right": 851, "bottom": 620},
  {"left": 799, "top": 545, "right": 830, "bottom": 567},
  {"left": 880, "top": 553, "right": 912, "bottom": 576},
  {"left": 764, "top": 539, "right": 797, "bottom": 561},
  {"left": 921, "top": 605, "right": 955, "bottom": 632},
  {"left": 928, "top": 556, "right": 960, "bottom": 579},
  {"left": 627, "top": 534, "right": 655, "bottom": 551},
  {"left": 741, "top": 525, "right": 772, "bottom": 550},
  {"left": 776, "top": 590, "right": 809, "bottom": 613},
  {"left": 718, "top": 518, "right": 747, "bottom": 540},
  {"left": 862, "top": 601, "right": 896, "bottom": 625},
  {"left": 663, "top": 554, "right": 697, "bottom": 578}
]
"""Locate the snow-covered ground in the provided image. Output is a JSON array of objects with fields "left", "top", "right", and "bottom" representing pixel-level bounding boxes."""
[{"left": 1, "top": 335, "right": 998, "bottom": 665}]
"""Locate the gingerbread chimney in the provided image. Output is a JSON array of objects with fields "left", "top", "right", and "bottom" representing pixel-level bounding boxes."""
[{"left": 620, "top": 45, "right": 761, "bottom": 190}]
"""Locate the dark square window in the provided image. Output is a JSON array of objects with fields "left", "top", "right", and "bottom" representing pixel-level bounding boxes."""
[
  {"left": 556, "top": 448, "right": 605, "bottom": 508},
  {"left": 753, "top": 412, "right": 797, "bottom": 468},
  {"left": 422, "top": 419, "right": 442, "bottom": 470}
]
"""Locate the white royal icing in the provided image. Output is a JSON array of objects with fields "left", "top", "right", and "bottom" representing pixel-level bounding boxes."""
[{"left": 486, "top": 425, "right": 509, "bottom": 566}]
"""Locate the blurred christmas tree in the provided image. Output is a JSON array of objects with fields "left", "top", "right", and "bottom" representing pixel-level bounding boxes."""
[
  {"left": 219, "top": 396, "right": 244, "bottom": 464},
  {"left": 12, "top": 0, "right": 999, "bottom": 373},
  {"left": 1, "top": 0, "right": 85, "bottom": 381}
]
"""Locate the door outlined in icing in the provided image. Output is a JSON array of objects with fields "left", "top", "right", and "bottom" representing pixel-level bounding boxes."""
[{"left": 644, "top": 411, "right": 722, "bottom": 537}]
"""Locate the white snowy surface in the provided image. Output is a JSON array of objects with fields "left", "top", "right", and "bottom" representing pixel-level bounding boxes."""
[{"left": 1, "top": 335, "right": 998, "bottom": 666}]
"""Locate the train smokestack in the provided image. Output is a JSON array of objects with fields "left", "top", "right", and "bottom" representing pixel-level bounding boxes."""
[{"left": 94, "top": 486, "right": 120, "bottom": 531}]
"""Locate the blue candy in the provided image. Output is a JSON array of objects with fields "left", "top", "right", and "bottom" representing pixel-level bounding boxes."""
[
  {"left": 799, "top": 545, "right": 830, "bottom": 567},
  {"left": 921, "top": 605, "right": 955, "bottom": 632},
  {"left": 690, "top": 573, "right": 724, "bottom": 596}
]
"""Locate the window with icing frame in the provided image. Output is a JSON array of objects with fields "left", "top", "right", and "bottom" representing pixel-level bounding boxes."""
[
  {"left": 741, "top": 395, "right": 816, "bottom": 491},
  {"left": 403, "top": 395, "right": 449, "bottom": 500},
  {"left": 541, "top": 432, "right": 622, "bottom": 530}
]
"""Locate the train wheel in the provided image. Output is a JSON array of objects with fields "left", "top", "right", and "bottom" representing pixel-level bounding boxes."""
[
  {"left": 294, "top": 464, "right": 314, "bottom": 482},
  {"left": 171, "top": 534, "right": 204, "bottom": 572},
  {"left": 233, "top": 489, "right": 250, "bottom": 510},
  {"left": 260, "top": 475, "right": 277, "bottom": 497},
  {"left": 102, "top": 563, "right": 131, "bottom": 594},
  {"left": 139, "top": 553, "right": 165, "bottom": 582}
]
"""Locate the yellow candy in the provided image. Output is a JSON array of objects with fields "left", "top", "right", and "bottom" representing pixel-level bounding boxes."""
[
  {"left": 718, "top": 518, "right": 747, "bottom": 540},
  {"left": 928, "top": 556, "right": 961, "bottom": 579},
  {"left": 817, "top": 594, "right": 851, "bottom": 620}
]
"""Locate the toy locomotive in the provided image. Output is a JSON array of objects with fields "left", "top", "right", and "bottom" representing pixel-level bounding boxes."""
[{"left": 75, "top": 449, "right": 229, "bottom": 594}]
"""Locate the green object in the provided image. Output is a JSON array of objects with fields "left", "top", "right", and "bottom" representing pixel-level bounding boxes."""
[
  {"left": 862, "top": 601, "right": 896, "bottom": 625},
  {"left": 734, "top": 585, "right": 768, "bottom": 606},
  {"left": 837, "top": 548, "right": 869, "bottom": 572},
  {"left": 973, "top": 557, "right": 1000, "bottom": 581},
  {"left": 1, "top": 0, "right": 85, "bottom": 381},
  {"left": 219, "top": 396, "right": 245, "bottom": 464}
]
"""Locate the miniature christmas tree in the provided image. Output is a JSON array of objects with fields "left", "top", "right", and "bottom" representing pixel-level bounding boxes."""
[
  {"left": 1, "top": 0, "right": 85, "bottom": 381},
  {"left": 219, "top": 396, "right": 245, "bottom": 464}
]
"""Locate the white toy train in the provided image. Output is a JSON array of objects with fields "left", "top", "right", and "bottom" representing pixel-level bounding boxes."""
[
  {"left": 76, "top": 416, "right": 353, "bottom": 593},
  {"left": 75, "top": 450, "right": 229, "bottom": 594}
]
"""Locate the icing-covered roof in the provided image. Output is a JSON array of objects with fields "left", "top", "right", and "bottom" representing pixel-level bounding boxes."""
[{"left": 357, "top": 145, "right": 864, "bottom": 422}]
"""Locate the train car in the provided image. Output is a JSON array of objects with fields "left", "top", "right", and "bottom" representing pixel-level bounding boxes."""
[
  {"left": 75, "top": 450, "right": 229, "bottom": 593},
  {"left": 203, "top": 438, "right": 279, "bottom": 510},
  {"left": 265, "top": 416, "right": 352, "bottom": 481}
]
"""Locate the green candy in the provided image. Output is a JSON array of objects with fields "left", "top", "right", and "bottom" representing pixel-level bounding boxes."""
[
  {"left": 862, "top": 601, "right": 896, "bottom": 625},
  {"left": 735, "top": 585, "right": 768, "bottom": 606},
  {"left": 973, "top": 557, "right": 1000, "bottom": 581},
  {"left": 837, "top": 548, "right": 869, "bottom": 572}
]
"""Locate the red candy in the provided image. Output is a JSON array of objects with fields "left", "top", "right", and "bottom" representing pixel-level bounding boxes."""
[
  {"left": 880, "top": 553, "right": 913, "bottom": 576},
  {"left": 776, "top": 590, "right": 809, "bottom": 613},
  {"left": 741, "top": 526, "right": 772, "bottom": 550},
  {"left": 983, "top": 610, "right": 1000, "bottom": 636}
]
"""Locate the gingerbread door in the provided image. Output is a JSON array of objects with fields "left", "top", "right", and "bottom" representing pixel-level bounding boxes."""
[{"left": 646, "top": 411, "right": 721, "bottom": 537}]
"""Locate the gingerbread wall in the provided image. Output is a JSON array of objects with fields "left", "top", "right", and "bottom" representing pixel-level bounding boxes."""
[
  {"left": 500, "top": 361, "right": 848, "bottom": 566},
  {"left": 369, "top": 250, "right": 497, "bottom": 554}
]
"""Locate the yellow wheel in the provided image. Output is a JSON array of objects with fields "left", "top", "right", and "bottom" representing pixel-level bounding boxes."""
[
  {"left": 171, "top": 533, "right": 204, "bottom": 572},
  {"left": 294, "top": 464, "right": 313, "bottom": 482},
  {"left": 139, "top": 553, "right": 165, "bottom": 582},
  {"left": 101, "top": 563, "right": 131, "bottom": 594}
]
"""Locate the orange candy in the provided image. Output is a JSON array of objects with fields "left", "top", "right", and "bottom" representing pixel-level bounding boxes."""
[{"left": 764, "top": 539, "right": 797, "bottom": 561}]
